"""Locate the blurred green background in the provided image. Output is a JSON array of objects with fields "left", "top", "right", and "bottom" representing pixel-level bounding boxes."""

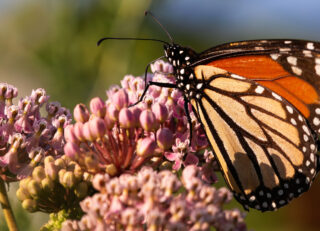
[{"left": 1, "top": 0, "right": 320, "bottom": 230}]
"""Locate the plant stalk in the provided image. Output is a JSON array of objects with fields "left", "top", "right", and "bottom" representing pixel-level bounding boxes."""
[{"left": 0, "top": 179, "right": 18, "bottom": 231}]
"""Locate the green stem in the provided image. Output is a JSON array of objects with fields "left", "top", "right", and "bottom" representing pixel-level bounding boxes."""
[{"left": 0, "top": 179, "right": 18, "bottom": 231}]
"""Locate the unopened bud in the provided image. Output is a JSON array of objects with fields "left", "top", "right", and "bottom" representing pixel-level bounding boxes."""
[
  {"left": 105, "top": 164, "right": 118, "bottom": 177},
  {"left": 32, "top": 166, "right": 46, "bottom": 183},
  {"left": 136, "top": 138, "right": 156, "bottom": 157},
  {"left": 73, "top": 103, "right": 90, "bottom": 123},
  {"left": 61, "top": 171, "right": 76, "bottom": 188},
  {"left": 16, "top": 188, "right": 30, "bottom": 201},
  {"left": 152, "top": 103, "right": 168, "bottom": 123},
  {"left": 41, "top": 178, "right": 55, "bottom": 192},
  {"left": 119, "top": 108, "right": 135, "bottom": 128},
  {"left": 139, "top": 110, "right": 159, "bottom": 131},
  {"left": 27, "top": 179, "right": 42, "bottom": 198},
  {"left": 112, "top": 89, "right": 128, "bottom": 110},
  {"left": 156, "top": 128, "right": 174, "bottom": 150},
  {"left": 90, "top": 97, "right": 106, "bottom": 118},
  {"left": 22, "top": 199, "right": 37, "bottom": 213}
]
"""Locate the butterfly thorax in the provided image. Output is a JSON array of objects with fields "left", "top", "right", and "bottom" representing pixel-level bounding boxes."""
[{"left": 164, "top": 44, "right": 201, "bottom": 99}]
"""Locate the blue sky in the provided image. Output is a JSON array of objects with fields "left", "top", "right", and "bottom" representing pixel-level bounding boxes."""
[{"left": 154, "top": 0, "right": 320, "bottom": 46}]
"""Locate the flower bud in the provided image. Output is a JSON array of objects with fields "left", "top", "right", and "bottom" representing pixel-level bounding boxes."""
[
  {"left": 156, "top": 128, "right": 174, "bottom": 150},
  {"left": 32, "top": 166, "right": 46, "bottom": 183},
  {"left": 16, "top": 188, "right": 30, "bottom": 201},
  {"left": 152, "top": 103, "right": 168, "bottom": 123},
  {"left": 74, "top": 182, "right": 88, "bottom": 199},
  {"left": 73, "top": 122, "right": 85, "bottom": 142},
  {"left": 61, "top": 171, "right": 76, "bottom": 188},
  {"left": 105, "top": 164, "right": 118, "bottom": 176},
  {"left": 82, "top": 122, "right": 94, "bottom": 142},
  {"left": 64, "top": 125, "right": 78, "bottom": 143},
  {"left": 104, "top": 111, "right": 115, "bottom": 130},
  {"left": 59, "top": 169, "right": 67, "bottom": 184},
  {"left": 64, "top": 142, "right": 81, "bottom": 159},
  {"left": 136, "top": 138, "right": 156, "bottom": 157},
  {"left": 90, "top": 97, "right": 106, "bottom": 118},
  {"left": 73, "top": 103, "right": 90, "bottom": 123},
  {"left": 73, "top": 164, "right": 83, "bottom": 182},
  {"left": 129, "top": 107, "right": 141, "bottom": 127},
  {"left": 55, "top": 158, "right": 67, "bottom": 170},
  {"left": 139, "top": 110, "right": 158, "bottom": 131},
  {"left": 22, "top": 199, "right": 37, "bottom": 213},
  {"left": 112, "top": 89, "right": 128, "bottom": 110},
  {"left": 119, "top": 108, "right": 135, "bottom": 128},
  {"left": 107, "top": 103, "right": 119, "bottom": 121},
  {"left": 27, "top": 179, "right": 42, "bottom": 198},
  {"left": 89, "top": 117, "right": 106, "bottom": 139},
  {"left": 45, "top": 160, "right": 59, "bottom": 181},
  {"left": 41, "top": 178, "right": 55, "bottom": 192},
  {"left": 84, "top": 154, "right": 99, "bottom": 172},
  {"left": 19, "top": 177, "right": 32, "bottom": 191},
  {"left": 44, "top": 156, "right": 55, "bottom": 165}
]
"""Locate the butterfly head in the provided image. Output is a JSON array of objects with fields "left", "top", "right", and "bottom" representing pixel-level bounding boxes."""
[{"left": 164, "top": 44, "right": 196, "bottom": 69}]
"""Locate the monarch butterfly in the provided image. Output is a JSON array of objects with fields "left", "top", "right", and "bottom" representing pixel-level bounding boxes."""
[{"left": 98, "top": 12, "right": 320, "bottom": 211}]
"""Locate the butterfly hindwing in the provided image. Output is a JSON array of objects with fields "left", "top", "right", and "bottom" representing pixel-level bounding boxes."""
[{"left": 190, "top": 65, "right": 318, "bottom": 211}]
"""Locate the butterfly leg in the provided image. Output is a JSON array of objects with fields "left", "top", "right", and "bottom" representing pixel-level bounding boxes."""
[
  {"left": 183, "top": 96, "right": 193, "bottom": 146},
  {"left": 130, "top": 81, "right": 177, "bottom": 107}
]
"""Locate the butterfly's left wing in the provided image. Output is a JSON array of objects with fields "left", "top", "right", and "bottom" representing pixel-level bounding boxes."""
[{"left": 190, "top": 65, "right": 318, "bottom": 211}]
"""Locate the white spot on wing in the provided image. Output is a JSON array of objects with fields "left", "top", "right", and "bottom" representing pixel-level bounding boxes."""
[
  {"left": 310, "top": 153, "right": 315, "bottom": 162},
  {"left": 287, "top": 56, "right": 297, "bottom": 65},
  {"left": 315, "top": 65, "right": 320, "bottom": 76},
  {"left": 291, "top": 66, "right": 302, "bottom": 75},
  {"left": 255, "top": 86, "right": 264, "bottom": 94},
  {"left": 271, "top": 54, "right": 280, "bottom": 60},
  {"left": 302, "top": 125, "right": 310, "bottom": 136},
  {"left": 313, "top": 117, "right": 320, "bottom": 126},
  {"left": 307, "top": 42, "right": 315, "bottom": 50},
  {"left": 303, "top": 50, "right": 312, "bottom": 57},
  {"left": 280, "top": 48, "right": 291, "bottom": 52},
  {"left": 290, "top": 118, "right": 297, "bottom": 125},
  {"left": 272, "top": 92, "right": 282, "bottom": 101},
  {"left": 286, "top": 105, "right": 293, "bottom": 114},
  {"left": 284, "top": 40, "right": 292, "bottom": 44},
  {"left": 230, "top": 74, "right": 245, "bottom": 79}
]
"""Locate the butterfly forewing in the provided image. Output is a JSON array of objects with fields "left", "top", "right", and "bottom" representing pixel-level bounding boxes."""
[
  {"left": 196, "top": 40, "right": 320, "bottom": 137},
  {"left": 190, "top": 65, "right": 318, "bottom": 211}
]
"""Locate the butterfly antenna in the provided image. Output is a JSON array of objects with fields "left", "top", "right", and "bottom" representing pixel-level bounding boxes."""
[
  {"left": 97, "top": 37, "right": 169, "bottom": 46},
  {"left": 145, "top": 11, "right": 174, "bottom": 43}
]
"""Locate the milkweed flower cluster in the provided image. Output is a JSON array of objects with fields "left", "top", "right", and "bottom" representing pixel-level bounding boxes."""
[
  {"left": 61, "top": 165, "right": 247, "bottom": 231},
  {"left": 0, "top": 61, "right": 249, "bottom": 231},
  {"left": 16, "top": 155, "right": 93, "bottom": 213},
  {"left": 0, "top": 83, "right": 71, "bottom": 181},
  {"left": 64, "top": 60, "right": 210, "bottom": 176}
]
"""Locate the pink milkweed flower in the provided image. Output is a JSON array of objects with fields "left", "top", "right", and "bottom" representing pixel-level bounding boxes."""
[
  {"left": 64, "top": 60, "right": 212, "bottom": 177},
  {"left": 62, "top": 166, "right": 248, "bottom": 231},
  {"left": 0, "top": 84, "right": 71, "bottom": 181}
]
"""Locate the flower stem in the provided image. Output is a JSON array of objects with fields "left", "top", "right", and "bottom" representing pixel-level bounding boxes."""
[{"left": 0, "top": 179, "right": 18, "bottom": 231}]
